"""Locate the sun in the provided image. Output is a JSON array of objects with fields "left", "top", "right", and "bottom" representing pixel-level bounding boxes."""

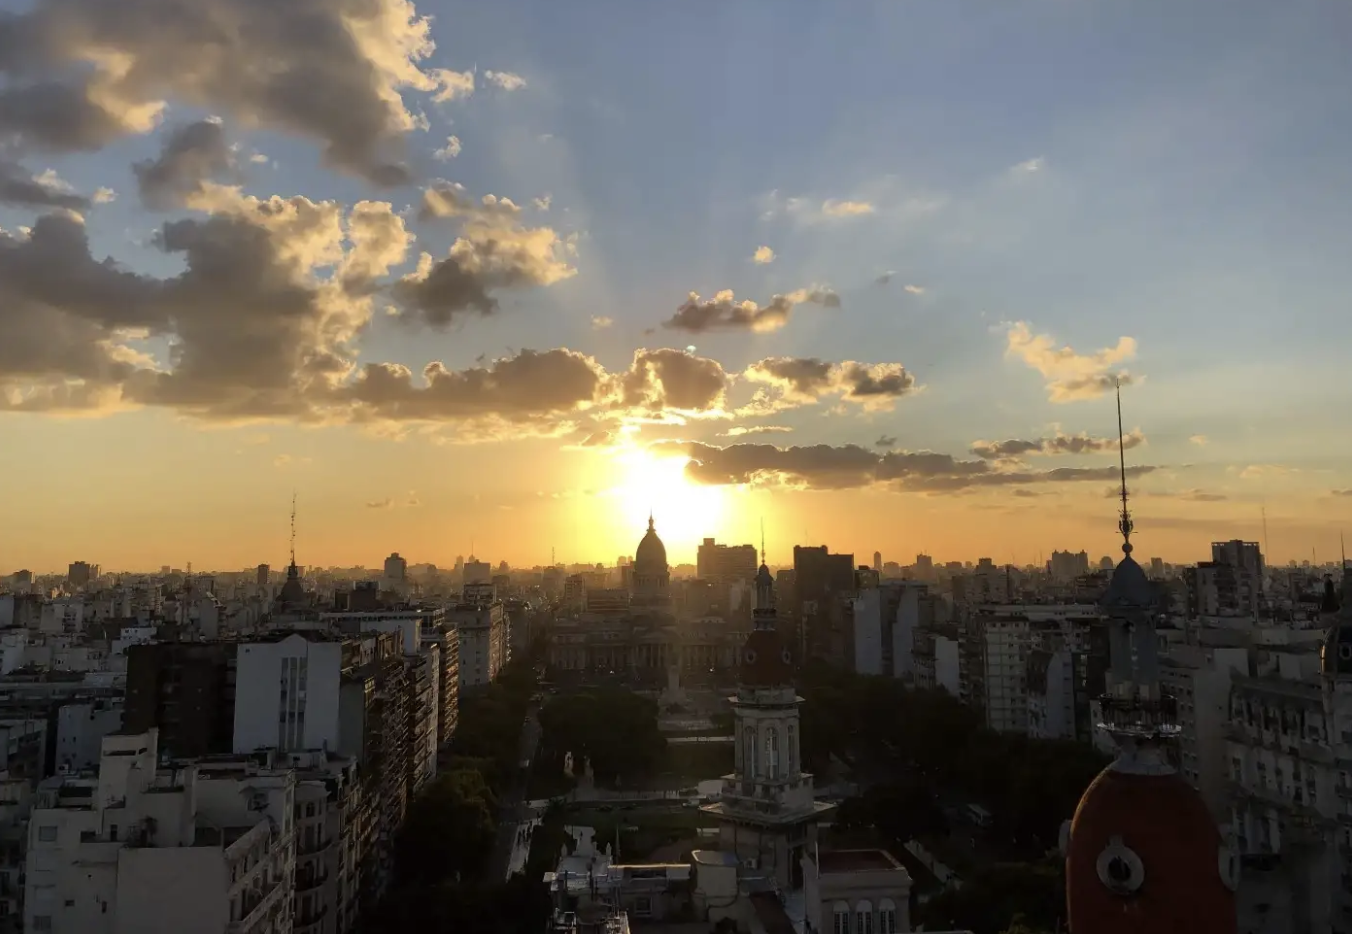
[{"left": 609, "top": 448, "right": 731, "bottom": 558}]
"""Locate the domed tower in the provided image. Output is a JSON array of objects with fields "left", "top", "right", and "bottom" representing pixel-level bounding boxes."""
[
  {"left": 703, "top": 550, "right": 833, "bottom": 890},
  {"left": 631, "top": 514, "right": 672, "bottom": 609},
  {"left": 1065, "top": 385, "right": 1238, "bottom": 934}
]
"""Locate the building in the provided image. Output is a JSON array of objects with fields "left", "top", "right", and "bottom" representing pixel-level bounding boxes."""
[
  {"left": 793, "top": 546, "right": 855, "bottom": 660},
  {"left": 123, "top": 642, "right": 238, "bottom": 758},
  {"left": 1063, "top": 400, "right": 1236, "bottom": 934},
  {"left": 701, "top": 561, "right": 833, "bottom": 889},
  {"left": 1049, "top": 551, "right": 1091, "bottom": 582},
  {"left": 631, "top": 517, "right": 672, "bottom": 612},
  {"left": 382, "top": 553, "right": 407, "bottom": 583},
  {"left": 852, "top": 582, "right": 927, "bottom": 681},
  {"left": 803, "top": 848, "right": 911, "bottom": 934},
  {"left": 257, "top": 564, "right": 271, "bottom": 588},
  {"left": 697, "top": 539, "right": 758, "bottom": 587},
  {"left": 24, "top": 729, "right": 296, "bottom": 934},
  {"left": 981, "top": 614, "right": 1029, "bottom": 734},
  {"left": 65, "top": 563, "right": 95, "bottom": 590},
  {"left": 449, "top": 589, "right": 508, "bottom": 691}
]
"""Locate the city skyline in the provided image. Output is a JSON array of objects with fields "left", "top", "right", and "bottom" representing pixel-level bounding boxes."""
[{"left": 3, "top": 0, "right": 1351, "bottom": 573}]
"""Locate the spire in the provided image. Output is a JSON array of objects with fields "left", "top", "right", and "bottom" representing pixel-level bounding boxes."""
[
  {"left": 760, "top": 518, "right": 766, "bottom": 567},
  {"left": 1115, "top": 379, "right": 1134, "bottom": 556},
  {"left": 289, "top": 491, "right": 297, "bottom": 569},
  {"left": 648, "top": 511, "right": 655, "bottom": 533}
]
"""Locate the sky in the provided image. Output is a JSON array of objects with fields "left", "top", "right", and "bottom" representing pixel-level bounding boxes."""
[{"left": 2, "top": 0, "right": 1351, "bottom": 574}]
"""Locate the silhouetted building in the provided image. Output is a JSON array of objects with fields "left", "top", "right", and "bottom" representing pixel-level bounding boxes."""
[{"left": 123, "top": 642, "right": 238, "bottom": 758}]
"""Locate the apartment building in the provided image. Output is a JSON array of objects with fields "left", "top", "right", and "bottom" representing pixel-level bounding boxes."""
[
  {"left": 449, "top": 590, "right": 509, "bottom": 691},
  {"left": 24, "top": 729, "right": 296, "bottom": 934}
]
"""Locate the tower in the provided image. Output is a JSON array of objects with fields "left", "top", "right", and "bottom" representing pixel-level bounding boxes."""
[
  {"left": 701, "top": 549, "right": 833, "bottom": 890},
  {"left": 1064, "top": 383, "right": 1237, "bottom": 934}
]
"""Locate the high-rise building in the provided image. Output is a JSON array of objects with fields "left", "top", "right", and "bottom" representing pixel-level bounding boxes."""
[
  {"left": 66, "top": 562, "right": 93, "bottom": 588},
  {"left": 383, "top": 552, "right": 407, "bottom": 582},
  {"left": 697, "top": 538, "right": 758, "bottom": 586},
  {"left": 255, "top": 563, "right": 270, "bottom": 588},
  {"left": 872, "top": 551, "right": 882, "bottom": 572},
  {"left": 123, "top": 642, "right": 238, "bottom": 758},
  {"left": 793, "top": 545, "right": 855, "bottom": 659}
]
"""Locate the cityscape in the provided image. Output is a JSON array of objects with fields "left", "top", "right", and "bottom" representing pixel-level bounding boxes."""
[{"left": 2, "top": 1, "right": 1351, "bottom": 934}]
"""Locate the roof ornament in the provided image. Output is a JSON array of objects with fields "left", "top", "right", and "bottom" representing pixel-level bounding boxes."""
[
  {"left": 289, "top": 491, "right": 297, "bottom": 569},
  {"left": 1115, "top": 379, "right": 1133, "bottom": 556}
]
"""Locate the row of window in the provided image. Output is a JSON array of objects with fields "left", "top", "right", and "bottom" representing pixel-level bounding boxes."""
[{"left": 832, "top": 899, "right": 899, "bottom": 934}]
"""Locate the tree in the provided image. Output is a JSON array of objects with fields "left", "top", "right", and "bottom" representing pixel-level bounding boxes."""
[
  {"left": 395, "top": 769, "right": 497, "bottom": 886},
  {"left": 538, "top": 687, "right": 665, "bottom": 785},
  {"left": 917, "top": 861, "right": 1064, "bottom": 934}
]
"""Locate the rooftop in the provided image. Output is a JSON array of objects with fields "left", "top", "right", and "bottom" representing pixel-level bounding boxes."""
[{"left": 815, "top": 848, "right": 904, "bottom": 874}]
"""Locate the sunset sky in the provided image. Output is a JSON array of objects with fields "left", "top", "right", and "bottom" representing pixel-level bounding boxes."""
[{"left": 3, "top": 0, "right": 1351, "bottom": 574}]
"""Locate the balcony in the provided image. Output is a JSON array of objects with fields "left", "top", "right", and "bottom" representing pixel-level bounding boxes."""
[
  {"left": 298, "top": 836, "right": 333, "bottom": 858},
  {"left": 229, "top": 881, "right": 286, "bottom": 933},
  {"left": 295, "top": 904, "right": 329, "bottom": 932},
  {"left": 297, "top": 870, "right": 329, "bottom": 894}
]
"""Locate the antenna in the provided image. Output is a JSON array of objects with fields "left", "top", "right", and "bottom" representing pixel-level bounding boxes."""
[
  {"left": 1262, "top": 502, "right": 1270, "bottom": 561},
  {"left": 289, "top": 491, "right": 297, "bottom": 568},
  {"left": 1342, "top": 532, "right": 1347, "bottom": 571},
  {"left": 1115, "top": 379, "right": 1134, "bottom": 555},
  {"left": 761, "top": 519, "right": 766, "bottom": 566}
]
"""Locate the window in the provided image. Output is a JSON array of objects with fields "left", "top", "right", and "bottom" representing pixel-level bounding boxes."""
[
  {"left": 766, "top": 726, "right": 780, "bottom": 780},
  {"left": 37, "top": 825, "right": 57, "bottom": 843},
  {"left": 787, "top": 724, "right": 797, "bottom": 775},
  {"left": 878, "top": 898, "right": 897, "bottom": 934},
  {"left": 856, "top": 899, "right": 873, "bottom": 934},
  {"left": 32, "top": 917, "right": 52, "bottom": 932},
  {"left": 744, "top": 727, "right": 757, "bottom": 778},
  {"left": 833, "top": 901, "right": 851, "bottom": 934}
]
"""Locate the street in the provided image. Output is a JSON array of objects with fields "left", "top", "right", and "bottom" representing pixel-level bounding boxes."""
[{"left": 488, "top": 702, "right": 541, "bottom": 881}]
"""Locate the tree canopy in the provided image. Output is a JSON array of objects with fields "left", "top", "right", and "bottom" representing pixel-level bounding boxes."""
[
  {"left": 394, "top": 769, "right": 498, "bottom": 886},
  {"left": 917, "top": 861, "right": 1065, "bottom": 934},
  {"left": 537, "top": 687, "right": 666, "bottom": 785}
]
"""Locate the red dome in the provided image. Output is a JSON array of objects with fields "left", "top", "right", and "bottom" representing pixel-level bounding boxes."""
[
  {"left": 1066, "top": 766, "right": 1237, "bottom": 934},
  {"left": 739, "top": 628, "right": 794, "bottom": 686}
]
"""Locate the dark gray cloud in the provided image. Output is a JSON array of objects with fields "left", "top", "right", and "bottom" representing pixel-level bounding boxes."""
[
  {"left": 875, "top": 435, "right": 896, "bottom": 448},
  {"left": 393, "top": 213, "right": 577, "bottom": 328},
  {"left": 133, "top": 120, "right": 234, "bottom": 209},
  {"left": 1103, "top": 486, "right": 1225, "bottom": 503},
  {"left": 663, "top": 287, "right": 839, "bottom": 334},
  {"left": 0, "top": 192, "right": 407, "bottom": 419},
  {"left": 0, "top": 161, "right": 88, "bottom": 209},
  {"left": 971, "top": 429, "right": 1146, "bottom": 460},
  {"left": 743, "top": 357, "right": 915, "bottom": 410},
  {"left": 1334, "top": 490, "right": 1352, "bottom": 498},
  {"left": 617, "top": 348, "right": 728, "bottom": 414},
  {"left": 646, "top": 440, "right": 1157, "bottom": 493},
  {"left": 0, "top": 0, "right": 469, "bottom": 184}
]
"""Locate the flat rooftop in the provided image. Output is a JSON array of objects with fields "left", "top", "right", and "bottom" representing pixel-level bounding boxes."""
[{"left": 816, "top": 848, "right": 903, "bottom": 874}]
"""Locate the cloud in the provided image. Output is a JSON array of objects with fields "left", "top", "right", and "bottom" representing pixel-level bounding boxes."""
[
  {"left": 875, "top": 435, "right": 896, "bottom": 448},
  {"left": 723, "top": 425, "right": 792, "bottom": 437},
  {"left": 430, "top": 70, "right": 475, "bottom": 102},
  {"left": 821, "top": 199, "right": 875, "bottom": 217},
  {"left": 970, "top": 429, "right": 1145, "bottom": 460},
  {"left": 1104, "top": 486, "right": 1226, "bottom": 503},
  {"left": 0, "top": 161, "right": 91, "bottom": 210},
  {"left": 903, "top": 284, "right": 925, "bottom": 295},
  {"left": 434, "top": 135, "right": 462, "bottom": 160},
  {"left": 533, "top": 194, "right": 552, "bottom": 211},
  {"left": 418, "top": 183, "right": 522, "bottom": 222},
  {"left": 752, "top": 245, "right": 775, "bottom": 265},
  {"left": 743, "top": 357, "right": 916, "bottom": 412},
  {"left": 1189, "top": 434, "right": 1208, "bottom": 446},
  {"left": 0, "top": 187, "right": 410, "bottom": 421},
  {"left": 648, "top": 440, "right": 1158, "bottom": 493},
  {"left": 484, "top": 70, "right": 527, "bottom": 91},
  {"left": 615, "top": 349, "right": 730, "bottom": 416},
  {"left": 366, "top": 498, "right": 394, "bottom": 509},
  {"left": 1238, "top": 464, "right": 1291, "bottom": 480},
  {"left": 580, "top": 430, "right": 613, "bottom": 447},
  {"left": 1005, "top": 321, "right": 1137, "bottom": 402},
  {"left": 875, "top": 272, "right": 894, "bottom": 286},
  {"left": 591, "top": 316, "right": 614, "bottom": 330},
  {"left": 133, "top": 120, "right": 235, "bottom": 209},
  {"left": 0, "top": 0, "right": 467, "bottom": 185},
  {"left": 1011, "top": 157, "right": 1045, "bottom": 175},
  {"left": 273, "top": 454, "right": 312, "bottom": 469},
  {"left": 1333, "top": 490, "right": 1352, "bottom": 498},
  {"left": 406, "top": 491, "right": 422, "bottom": 506},
  {"left": 396, "top": 188, "right": 576, "bottom": 327},
  {"left": 92, "top": 187, "right": 116, "bottom": 204},
  {"left": 663, "top": 287, "right": 839, "bottom": 334}
]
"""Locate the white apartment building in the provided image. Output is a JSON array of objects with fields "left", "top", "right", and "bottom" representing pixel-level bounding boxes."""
[
  {"left": 982, "top": 617, "right": 1029, "bottom": 734},
  {"left": 852, "top": 583, "right": 924, "bottom": 680},
  {"left": 25, "top": 729, "right": 296, "bottom": 934},
  {"left": 1159, "top": 644, "right": 1248, "bottom": 817},
  {"left": 1025, "top": 647, "right": 1076, "bottom": 741},
  {"left": 449, "top": 598, "right": 508, "bottom": 691},
  {"left": 55, "top": 699, "right": 124, "bottom": 774},
  {"left": 234, "top": 636, "right": 347, "bottom": 756}
]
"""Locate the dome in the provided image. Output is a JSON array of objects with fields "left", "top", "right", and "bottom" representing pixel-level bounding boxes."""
[
  {"left": 1101, "top": 550, "right": 1154, "bottom": 613},
  {"left": 1066, "top": 766, "right": 1236, "bottom": 934},
  {"left": 1320, "top": 572, "right": 1352, "bottom": 677},
  {"left": 740, "top": 627, "right": 794, "bottom": 687},
  {"left": 635, "top": 515, "right": 667, "bottom": 570}
]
